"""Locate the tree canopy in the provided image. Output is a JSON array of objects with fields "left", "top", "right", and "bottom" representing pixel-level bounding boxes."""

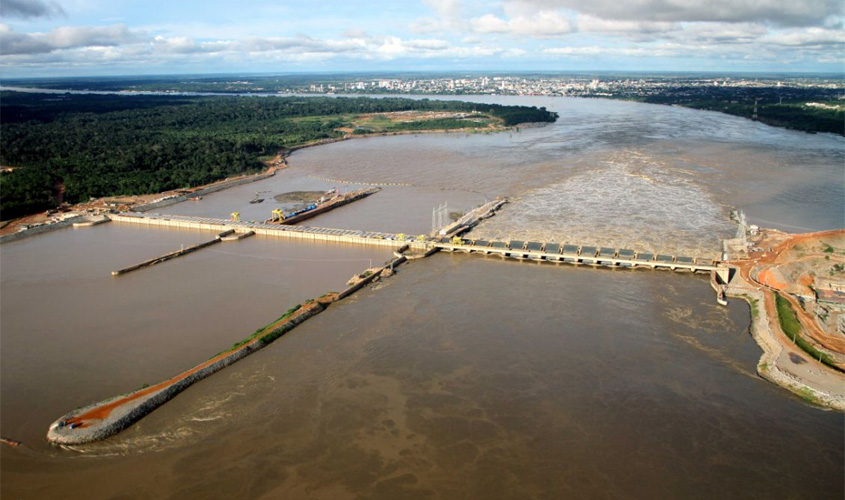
[{"left": 0, "top": 93, "right": 557, "bottom": 219}]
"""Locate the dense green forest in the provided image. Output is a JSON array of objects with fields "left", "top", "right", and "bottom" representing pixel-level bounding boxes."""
[
  {"left": 617, "top": 86, "right": 845, "bottom": 136},
  {"left": 0, "top": 92, "right": 556, "bottom": 219},
  {"left": 682, "top": 100, "right": 843, "bottom": 135}
]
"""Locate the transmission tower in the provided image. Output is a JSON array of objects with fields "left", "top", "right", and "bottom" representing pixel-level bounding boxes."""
[{"left": 431, "top": 202, "right": 449, "bottom": 234}]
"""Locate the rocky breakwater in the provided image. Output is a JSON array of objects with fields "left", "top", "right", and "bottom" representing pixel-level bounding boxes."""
[
  {"left": 47, "top": 250, "right": 415, "bottom": 446},
  {"left": 47, "top": 301, "right": 324, "bottom": 445}
]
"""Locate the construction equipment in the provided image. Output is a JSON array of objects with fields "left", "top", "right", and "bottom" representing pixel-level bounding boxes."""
[{"left": 230, "top": 212, "right": 240, "bottom": 222}]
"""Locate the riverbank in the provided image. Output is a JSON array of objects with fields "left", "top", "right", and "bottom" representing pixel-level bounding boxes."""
[
  {"left": 723, "top": 229, "right": 845, "bottom": 410},
  {"left": 0, "top": 119, "right": 530, "bottom": 244},
  {"left": 0, "top": 168, "right": 279, "bottom": 243}
]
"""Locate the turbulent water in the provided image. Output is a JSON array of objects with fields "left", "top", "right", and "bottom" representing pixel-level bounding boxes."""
[
  {"left": 289, "top": 97, "right": 843, "bottom": 256},
  {"left": 1, "top": 96, "right": 843, "bottom": 499}
]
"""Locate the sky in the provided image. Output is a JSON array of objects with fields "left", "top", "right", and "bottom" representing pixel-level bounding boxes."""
[{"left": 1, "top": 0, "right": 843, "bottom": 78}]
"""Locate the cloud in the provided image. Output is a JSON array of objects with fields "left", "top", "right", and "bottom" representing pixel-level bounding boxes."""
[
  {"left": 576, "top": 15, "right": 677, "bottom": 35},
  {"left": 763, "top": 27, "right": 845, "bottom": 46},
  {"left": 675, "top": 22, "right": 769, "bottom": 44},
  {"left": 505, "top": 0, "right": 843, "bottom": 27},
  {"left": 424, "top": 0, "right": 462, "bottom": 23},
  {"left": 411, "top": 0, "right": 465, "bottom": 33},
  {"left": 470, "top": 10, "right": 574, "bottom": 37},
  {"left": 543, "top": 46, "right": 657, "bottom": 57},
  {"left": 0, "top": 24, "right": 142, "bottom": 55},
  {"left": 0, "top": 0, "right": 65, "bottom": 19},
  {"left": 342, "top": 28, "right": 368, "bottom": 39},
  {"left": 470, "top": 14, "right": 509, "bottom": 34}
]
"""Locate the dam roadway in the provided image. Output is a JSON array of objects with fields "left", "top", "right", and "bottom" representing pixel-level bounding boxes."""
[
  {"left": 109, "top": 212, "right": 429, "bottom": 250},
  {"left": 434, "top": 240, "right": 719, "bottom": 272}
]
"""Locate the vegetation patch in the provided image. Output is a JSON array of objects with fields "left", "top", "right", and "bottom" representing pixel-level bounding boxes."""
[
  {"left": 0, "top": 93, "right": 556, "bottom": 219},
  {"left": 775, "top": 294, "right": 839, "bottom": 370},
  {"left": 213, "top": 304, "right": 303, "bottom": 358},
  {"left": 746, "top": 296, "right": 760, "bottom": 320},
  {"left": 794, "top": 387, "right": 823, "bottom": 406}
]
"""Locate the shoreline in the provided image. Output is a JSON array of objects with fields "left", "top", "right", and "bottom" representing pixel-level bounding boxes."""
[
  {"left": 731, "top": 288, "right": 845, "bottom": 411},
  {"left": 0, "top": 121, "right": 524, "bottom": 244},
  {"left": 721, "top": 228, "right": 845, "bottom": 411}
]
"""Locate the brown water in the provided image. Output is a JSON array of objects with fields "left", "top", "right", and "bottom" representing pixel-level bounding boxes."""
[{"left": 2, "top": 96, "right": 843, "bottom": 499}]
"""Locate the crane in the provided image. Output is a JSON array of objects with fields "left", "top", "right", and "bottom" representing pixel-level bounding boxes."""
[
  {"left": 230, "top": 212, "right": 240, "bottom": 222},
  {"left": 271, "top": 209, "right": 284, "bottom": 222}
]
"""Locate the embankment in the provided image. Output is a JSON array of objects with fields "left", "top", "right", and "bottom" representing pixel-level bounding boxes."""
[
  {"left": 133, "top": 171, "right": 276, "bottom": 212},
  {"left": 726, "top": 284, "right": 845, "bottom": 411},
  {"left": 111, "top": 230, "right": 235, "bottom": 276},
  {"left": 0, "top": 215, "right": 87, "bottom": 244},
  {"left": 47, "top": 251, "right": 412, "bottom": 445},
  {"left": 47, "top": 301, "right": 324, "bottom": 445}
]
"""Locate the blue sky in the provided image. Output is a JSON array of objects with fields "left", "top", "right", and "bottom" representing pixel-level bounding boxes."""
[{"left": 1, "top": 0, "right": 843, "bottom": 77}]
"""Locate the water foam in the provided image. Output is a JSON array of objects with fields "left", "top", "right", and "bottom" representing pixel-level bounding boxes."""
[{"left": 472, "top": 150, "right": 734, "bottom": 257}]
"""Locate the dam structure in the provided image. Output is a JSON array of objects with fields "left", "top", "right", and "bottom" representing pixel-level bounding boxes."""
[
  {"left": 435, "top": 240, "right": 719, "bottom": 272},
  {"left": 45, "top": 198, "right": 733, "bottom": 445},
  {"left": 109, "top": 202, "right": 720, "bottom": 274},
  {"left": 110, "top": 212, "right": 429, "bottom": 250}
]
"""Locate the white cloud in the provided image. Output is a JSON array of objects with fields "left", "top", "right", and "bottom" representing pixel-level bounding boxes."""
[
  {"left": 470, "top": 10, "right": 574, "bottom": 37},
  {"left": 470, "top": 14, "right": 510, "bottom": 34},
  {"left": 0, "top": 23, "right": 142, "bottom": 55},
  {"left": 424, "top": 0, "right": 462, "bottom": 24},
  {"left": 412, "top": 0, "right": 466, "bottom": 33},
  {"left": 576, "top": 15, "right": 677, "bottom": 35},
  {"left": 503, "top": 0, "right": 843, "bottom": 27},
  {"left": 2, "top": 0, "right": 843, "bottom": 75},
  {"left": 763, "top": 27, "right": 845, "bottom": 46}
]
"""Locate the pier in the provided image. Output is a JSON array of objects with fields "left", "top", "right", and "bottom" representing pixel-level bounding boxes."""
[{"left": 111, "top": 229, "right": 236, "bottom": 276}]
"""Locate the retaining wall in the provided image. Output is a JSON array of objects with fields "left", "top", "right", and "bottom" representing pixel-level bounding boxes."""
[
  {"left": 0, "top": 215, "right": 86, "bottom": 244},
  {"left": 47, "top": 303, "right": 324, "bottom": 445}
]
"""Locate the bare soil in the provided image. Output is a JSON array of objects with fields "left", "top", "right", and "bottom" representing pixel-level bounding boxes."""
[{"left": 273, "top": 191, "right": 325, "bottom": 204}]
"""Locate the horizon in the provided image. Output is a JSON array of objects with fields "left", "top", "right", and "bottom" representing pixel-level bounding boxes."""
[
  {"left": 3, "top": 69, "right": 845, "bottom": 84},
  {"left": 1, "top": 0, "right": 843, "bottom": 78}
]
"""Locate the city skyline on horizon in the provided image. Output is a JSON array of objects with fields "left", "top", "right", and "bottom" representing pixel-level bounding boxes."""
[{"left": 1, "top": 0, "right": 843, "bottom": 78}]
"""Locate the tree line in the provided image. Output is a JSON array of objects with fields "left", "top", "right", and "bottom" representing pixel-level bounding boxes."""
[{"left": 0, "top": 93, "right": 557, "bottom": 219}]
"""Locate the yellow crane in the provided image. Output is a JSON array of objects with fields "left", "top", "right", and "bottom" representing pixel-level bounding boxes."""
[
  {"left": 271, "top": 209, "right": 284, "bottom": 222},
  {"left": 230, "top": 212, "right": 240, "bottom": 222}
]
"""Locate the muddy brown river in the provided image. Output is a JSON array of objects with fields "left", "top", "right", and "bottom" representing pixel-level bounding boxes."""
[{"left": 2, "top": 96, "right": 843, "bottom": 499}]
